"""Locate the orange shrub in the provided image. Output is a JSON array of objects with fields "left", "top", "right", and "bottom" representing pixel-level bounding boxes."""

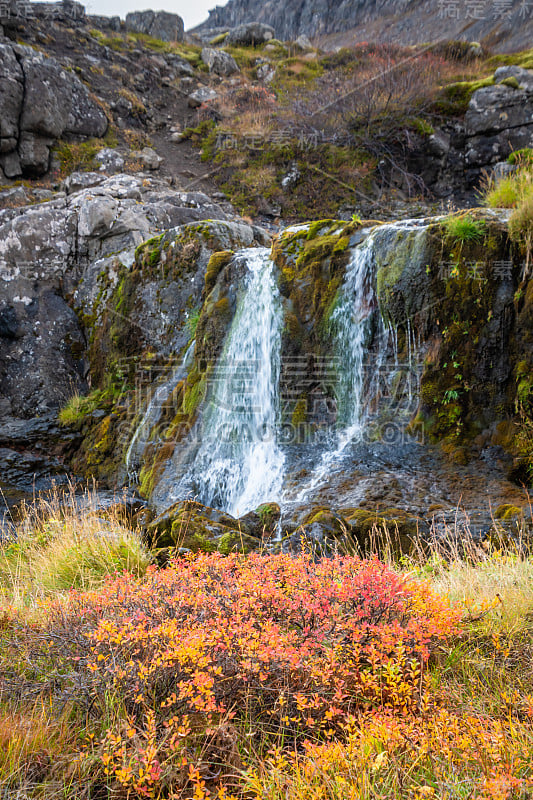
[{"left": 15, "top": 554, "right": 460, "bottom": 797}]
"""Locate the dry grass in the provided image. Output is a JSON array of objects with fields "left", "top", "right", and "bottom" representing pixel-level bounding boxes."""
[{"left": 0, "top": 486, "right": 151, "bottom": 608}]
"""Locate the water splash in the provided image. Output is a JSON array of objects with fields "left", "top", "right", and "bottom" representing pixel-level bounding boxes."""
[{"left": 178, "top": 248, "right": 285, "bottom": 517}]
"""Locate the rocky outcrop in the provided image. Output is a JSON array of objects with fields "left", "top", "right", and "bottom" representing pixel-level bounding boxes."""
[
  {"left": 406, "top": 66, "right": 533, "bottom": 200},
  {"left": 225, "top": 22, "right": 274, "bottom": 46},
  {"left": 464, "top": 67, "right": 533, "bottom": 170},
  {"left": 0, "top": 174, "right": 233, "bottom": 420},
  {"left": 125, "top": 9, "right": 184, "bottom": 42},
  {"left": 0, "top": 43, "right": 108, "bottom": 178}
]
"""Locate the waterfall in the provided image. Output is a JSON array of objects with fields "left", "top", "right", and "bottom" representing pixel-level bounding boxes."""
[
  {"left": 287, "top": 219, "right": 430, "bottom": 504},
  {"left": 125, "top": 341, "right": 195, "bottom": 480},
  {"left": 176, "top": 247, "right": 285, "bottom": 517}
]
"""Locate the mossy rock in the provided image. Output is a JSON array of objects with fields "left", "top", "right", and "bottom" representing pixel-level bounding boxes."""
[
  {"left": 147, "top": 499, "right": 265, "bottom": 552},
  {"left": 495, "top": 504, "right": 524, "bottom": 520},
  {"left": 342, "top": 507, "right": 428, "bottom": 558},
  {"left": 281, "top": 507, "right": 356, "bottom": 556},
  {"left": 238, "top": 502, "right": 281, "bottom": 537},
  {"left": 70, "top": 412, "right": 124, "bottom": 482}
]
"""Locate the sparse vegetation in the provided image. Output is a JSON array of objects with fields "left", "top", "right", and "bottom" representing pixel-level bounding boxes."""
[{"left": 484, "top": 151, "right": 533, "bottom": 278}]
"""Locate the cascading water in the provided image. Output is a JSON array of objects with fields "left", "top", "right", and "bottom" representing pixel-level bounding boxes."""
[
  {"left": 287, "top": 219, "right": 430, "bottom": 504},
  {"left": 175, "top": 248, "right": 285, "bottom": 517},
  {"left": 125, "top": 341, "right": 195, "bottom": 481}
]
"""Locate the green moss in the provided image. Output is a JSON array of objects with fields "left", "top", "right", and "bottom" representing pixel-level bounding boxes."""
[
  {"left": 291, "top": 398, "right": 307, "bottom": 426},
  {"left": 508, "top": 148, "right": 533, "bottom": 166},
  {"left": 205, "top": 251, "right": 233, "bottom": 292},
  {"left": 182, "top": 374, "right": 207, "bottom": 417},
  {"left": 488, "top": 48, "right": 533, "bottom": 70},
  {"left": 500, "top": 76, "right": 520, "bottom": 89},
  {"left": 255, "top": 503, "right": 280, "bottom": 531},
  {"left": 435, "top": 76, "right": 494, "bottom": 115},
  {"left": 210, "top": 32, "right": 228, "bottom": 45},
  {"left": 495, "top": 504, "right": 523, "bottom": 520},
  {"left": 53, "top": 137, "right": 110, "bottom": 177}
]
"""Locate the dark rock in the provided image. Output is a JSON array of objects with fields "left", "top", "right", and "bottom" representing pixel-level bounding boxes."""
[
  {"left": 19, "top": 51, "right": 73, "bottom": 138},
  {"left": 0, "top": 43, "right": 23, "bottom": 147},
  {"left": 18, "top": 132, "right": 53, "bottom": 174},
  {"left": 238, "top": 502, "right": 281, "bottom": 537},
  {"left": 88, "top": 14, "right": 121, "bottom": 31},
  {"left": 65, "top": 78, "right": 108, "bottom": 138},
  {"left": 465, "top": 84, "right": 533, "bottom": 137},
  {"left": 125, "top": 9, "right": 184, "bottom": 42},
  {"left": 0, "top": 44, "right": 108, "bottom": 178},
  {"left": 226, "top": 22, "right": 274, "bottom": 46}
]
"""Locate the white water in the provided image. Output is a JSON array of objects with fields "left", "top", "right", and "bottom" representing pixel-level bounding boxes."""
[
  {"left": 178, "top": 248, "right": 285, "bottom": 517},
  {"left": 125, "top": 341, "right": 195, "bottom": 480}
]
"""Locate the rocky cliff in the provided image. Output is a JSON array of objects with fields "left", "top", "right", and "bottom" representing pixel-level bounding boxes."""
[{"left": 195, "top": 0, "right": 533, "bottom": 53}]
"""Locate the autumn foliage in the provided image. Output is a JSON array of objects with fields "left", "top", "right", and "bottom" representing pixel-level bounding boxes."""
[{"left": 20, "top": 553, "right": 459, "bottom": 797}]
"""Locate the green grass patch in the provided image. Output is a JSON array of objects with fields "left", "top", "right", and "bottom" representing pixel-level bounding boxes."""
[{"left": 443, "top": 213, "right": 487, "bottom": 245}]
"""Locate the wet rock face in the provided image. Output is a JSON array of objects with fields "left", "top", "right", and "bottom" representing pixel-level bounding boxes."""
[{"left": 0, "top": 43, "right": 108, "bottom": 178}]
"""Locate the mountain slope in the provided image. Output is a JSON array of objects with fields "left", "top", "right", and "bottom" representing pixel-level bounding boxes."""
[{"left": 194, "top": 0, "right": 533, "bottom": 53}]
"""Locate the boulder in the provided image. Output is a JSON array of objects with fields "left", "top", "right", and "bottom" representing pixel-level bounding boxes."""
[
  {"left": 188, "top": 87, "right": 218, "bottom": 108},
  {"left": 138, "top": 146, "right": 163, "bottom": 170},
  {"left": 125, "top": 9, "right": 184, "bottom": 42},
  {"left": 256, "top": 62, "right": 275, "bottom": 82},
  {"left": 465, "top": 83, "right": 533, "bottom": 137},
  {"left": 295, "top": 34, "right": 312, "bottom": 50},
  {"left": 201, "top": 47, "right": 239, "bottom": 77},
  {"left": 226, "top": 22, "right": 274, "bottom": 46},
  {"left": 0, "top": 150, "right": 22, "bottom": 178},
  {"left": 0, "top": 44, "right": 108, "bottom": 178},
  {"left": 18, "top": 132, "right": 53, "bottom": 174},
  {"left": 0, "top": 186, "right": 27, "bottom": 205},
  {"left": 65, "top": 79, "right": 108, "bottom": 138},
  {"left": 63, "top": 171, "right": 105, "bottom": 194},
  {"left": 166, "top": 54, "right": 195, "bottom": 76},
  {"left": 95, "top": 148, "right": 125, "bottom": 173},
  {"left": 494, "top": 66, "right": 533, "bottom": 91}
]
